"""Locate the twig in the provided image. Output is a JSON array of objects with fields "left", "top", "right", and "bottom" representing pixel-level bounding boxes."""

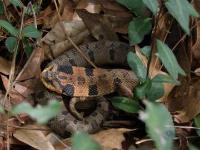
[
  {"left": 52, "top": 0, "right": 97, "bottom": 68},
  {"left": 3, "top": 8, "right": 26, "bottom": 150}
]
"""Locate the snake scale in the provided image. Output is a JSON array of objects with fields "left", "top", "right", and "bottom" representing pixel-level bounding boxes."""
[{"left": 40, "top": 40, "right": 139, "bottom": 135}]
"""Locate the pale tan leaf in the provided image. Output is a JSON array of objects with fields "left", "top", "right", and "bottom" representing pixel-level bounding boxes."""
[
  {"left": 0, "top": 56, "right": 11, "bottom": 75},
  {"left": 194, "top": 67, "right": 200, "bottom": 76},
  {"left": 14, "top": 125, "right": 54, "bottom": 150}
]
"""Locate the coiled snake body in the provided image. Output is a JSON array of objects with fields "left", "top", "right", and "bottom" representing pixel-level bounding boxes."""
[{"left": 40, "top": 41, "right": 138, "bottom": 135}]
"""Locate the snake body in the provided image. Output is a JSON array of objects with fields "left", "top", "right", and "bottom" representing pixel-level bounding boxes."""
[{"left": 40, "top": 41, "right": 138, "bottom": 135}]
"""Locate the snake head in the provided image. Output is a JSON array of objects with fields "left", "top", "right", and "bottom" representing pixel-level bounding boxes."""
[{"left": 40, "top": 65, "right": 62, "bottom": 94}]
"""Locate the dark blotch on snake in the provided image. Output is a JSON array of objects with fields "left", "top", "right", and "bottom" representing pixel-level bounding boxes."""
[
  {"left": 88, "top": 84, "right": 98, "bottom": 96},
  {"left": 85, "top": 68, "right": 94, "bottom": 76},
  {"left": 63, "top": 84, "right": 74, "bottom": 96},
  {"left": 58, "top": 65, "right": 73, "bottom": 75}
]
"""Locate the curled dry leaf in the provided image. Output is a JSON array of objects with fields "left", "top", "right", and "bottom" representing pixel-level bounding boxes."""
[
  {"left": 0, "top": 56, "right": 11, "bottom": 75},
  {"left": 41, "top": 20, "right": 89, "bottom": 58},
  {"left": 13, "top": 125, "right": 54, "bottom": 150}
]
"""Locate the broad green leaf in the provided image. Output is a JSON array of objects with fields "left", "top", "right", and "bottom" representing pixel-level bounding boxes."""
[
  {"left": 0, "top": 1, "right": 4, "bottom": 15},
  {"left": 140, "top": 102, "right": 175, "bottom": 150},
  {"left": 22, "top": 25, "right": 41, "bottom": 38},
  {"left": 9, "top": 0, "right": 23, "bottom": 7},
  {"left": 146, "top": 81, "right": 164, "bottom": 101},
  {"left": 128, "top": 17, "right": 152, "bottom": 45},
  {"left": 156, "top": 40, "right": 185, "bottom": 81},
  {"left": 12, "top": 100, "right": 61, "bottom": 124},
  {"left": 72, "top": 132, "right": 101, "bottom": 150},
  {"left": 152, "top": 74, "right": 180, "bottom": 85},
  {"left": 0, "top": 20, "right": 18, "bottom": 37},
  {"left": 23, "top": 38, "right": 33, "bottom": 57},
  {"left": 165, "top": 0, "right": 199, "bottom": 35},
  {"left": 141, "top": 46, "right": 151, "bottom": 58},
  {"left": 188, "top": 144, "right": 198, "bottom": 150},
  {"left": 135, "top": 79, "right": 151, "bottom": 100},
  {"left": 116, "top": 0, "right": 147, "bottom": 17},
  {"left": 111, "top": 97, "right": 140, "bottom": 113},
  {"left": 142, "top": 0, "right": 159, "bottom": 15},
  {"left": 127, "top": 51, "right": 147, "bottom": 82},
  {"left": 5, "top": 37, "right": 17, "bottom": 53},
  {"left": 194, "top": 114, "right": 200, "bottom": 136}
]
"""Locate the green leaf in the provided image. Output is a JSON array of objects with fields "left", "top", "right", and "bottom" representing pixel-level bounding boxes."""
[
  {"left": 0, "top": 1, "right": 4, "bottom": 15},
  {"left": 0, "top": 20, "right": 18, "bottom": 37},
  {"left": 127, "top": 51, "right": 147, "bottom": 82},
  {"left": 23, "top": 38, "right": 33, "bottom": 57},
  {"left": 194, "top": 114, "right": 200, "bottom": 136},
  {"left": 111, "top": 97, "right": 140, "bottom": 113},
  {"left": 165, "top": 0, "right": 199, "bottom": 35},
  {"left": 11, "top": 100, "right": 61, "bottom": 124},
  {"left": 142, "top": 0, "right": 159, "bottom": 15},
  {"left": 128, "top": 17, "right": 152, "bottom": 45},
  {"left": 116, "top": 0, "right": 147, "bottom": 17},
  {"left": 188, "top": 144, "right": 198, "bottom": 150},
  {"left": 22, "top": 25, "right": 41, "bottom": 38},
  {"left": 5, "top": 37, "right": 17, "bottom": 53},
  {"left": 146, "top": 81, "right": 164, "bottom": 101},
  {"left": 9, "top": 0, "right": 24, "bottom": 7},
  {"left": 156, "top": 40, "right": 185, "bottom": 81},
  {"left": 152, "top": 74, "right": 180, "bottom": 85},
  {"left": 72, "top": 132, "right": 101, "bottom": 150},
  {"left": 135, "top": 79, "right": 151, "bottom": 100},
  {"left": 140, "top": 102, "right": 175, "bottom": 150},
  {"left": 141, "top": 46, "right": 151, "bottom": 58}
]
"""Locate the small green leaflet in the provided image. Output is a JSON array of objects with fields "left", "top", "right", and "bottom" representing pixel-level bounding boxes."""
[
  {"left": 5, "top": 37, "right": 17, "bottom": 53},
  {"left": 127, "top": 51, "right": 147, "bottom": 82},
  {"left": 111, "top": 97, "right": 140, "bottom": 113},
  {"left": 116, "top": 0, "right": 147, "bottom": 17},
  {"left": 11, "top": 100, "right": 61, "bottom": 124},
  {"left": 140, "top": 101, "right": 175, "bottom": 150},
  {"left": 22, "top": 25, "right": 41, "bottom": 38},
  {"left": 141, "top": 46, "right": 151, "bottom": 58},
  {"left": 156, "top": 40, "right": 185, "bottom": 81},
  {"left": 153, "top": 74, "right": 180, "bottom": 85},
  {"left": 0, "top": 20, "right": 18, "bottom": 37},
  {"left": 142, "top": 0, "right": 159, "bottom": 15},
  {"left": 128, "top": 17, "right": 152, "bottom": 45},
  {"left": 194, "top": 114, "right": 200, "bottom": 136},
  {"left": 72, "top": 132, "right": 101, "bottom": 150},
  {"left": 165, "top": 0, "right": 199, "bottom": 35}
]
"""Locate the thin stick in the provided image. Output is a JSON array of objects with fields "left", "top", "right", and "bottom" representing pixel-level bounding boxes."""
[{"left": 52, "top": 0, "right": 97, "bottom": 68}]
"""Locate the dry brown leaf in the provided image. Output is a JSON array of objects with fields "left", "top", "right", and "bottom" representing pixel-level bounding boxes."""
[
  {"left": 42, "top": 0, "right": 75, "bottom": 28},
  {"left": 168, "top": 79, "right": 200, "bottom": 122},
  {"left": 97, "top": 0, "right": 133, "bottom": 33},
  {"left": 76, "top": 9, "right": 118, "bottom": 40},
  {"left": 41, "top": 20, "right": 89, "bottom": 58},
  {"left": 13, "top": 125, "right": 54, "bottom": 150},
  {"left": 73, "top": 0, "right": 101, "bottom": 20},
  {"left": 192, "top": 21, "right": 200, "bottom": 60},
  {"left": 54, "top": 128, "right": 134, "bottom": 150},
  {"left": 0, "top": 56, "right": 11, "bottom": 75}
]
